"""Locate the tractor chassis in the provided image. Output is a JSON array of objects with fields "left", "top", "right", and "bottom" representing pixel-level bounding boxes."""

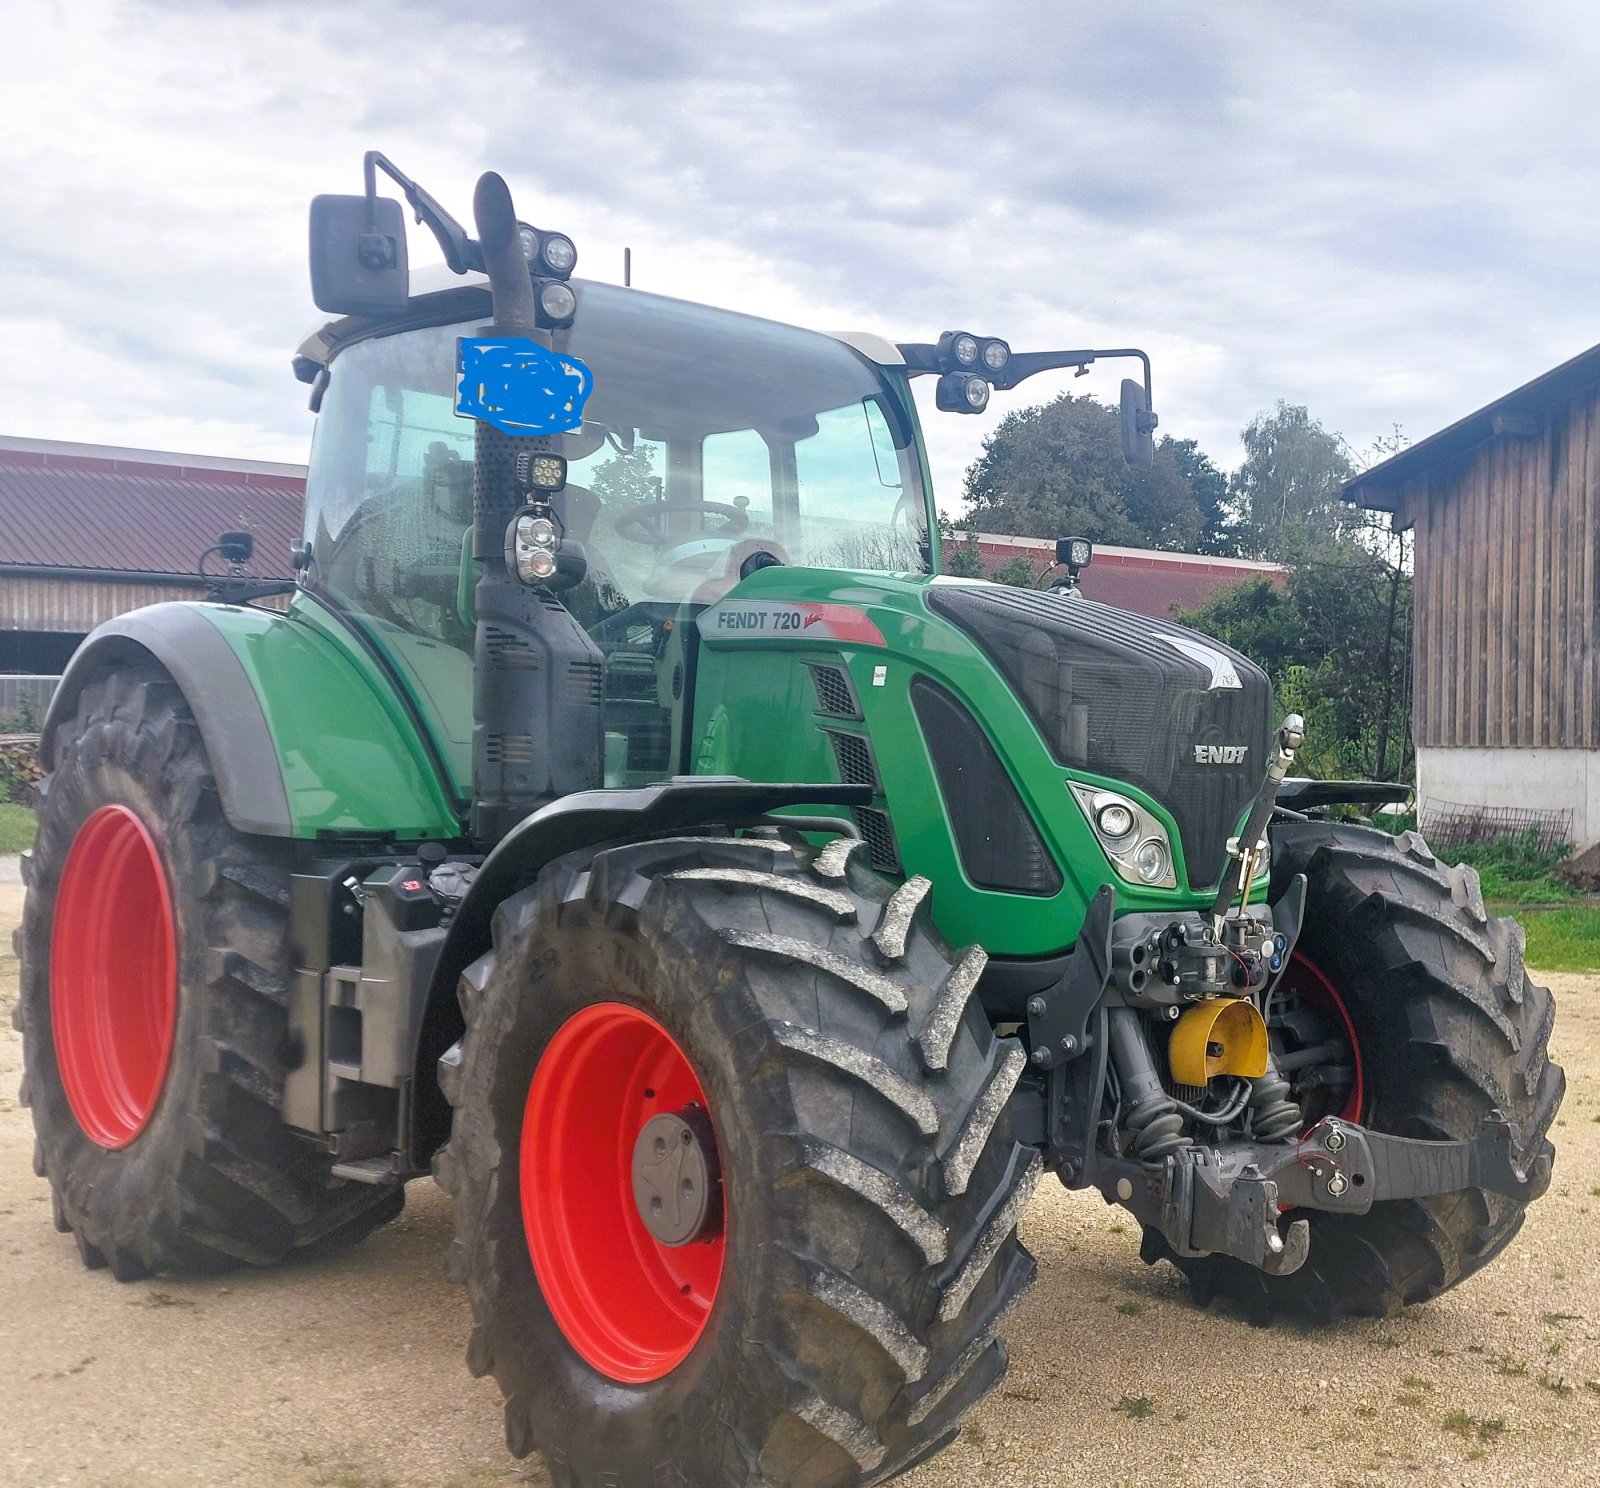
[{"left": 1101, "top": 1111, "right": 1551, "bottom": 1277}]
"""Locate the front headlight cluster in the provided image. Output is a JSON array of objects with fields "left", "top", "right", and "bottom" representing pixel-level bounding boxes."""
[{"left": 1068, "top": 783, "right": 1179, "bottom": 890}]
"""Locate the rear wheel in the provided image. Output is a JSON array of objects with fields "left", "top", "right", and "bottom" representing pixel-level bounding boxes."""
[
  {"left": 1151, "top": 822, "right": 1563, "bottom": 1324},
  {"left": 436, "top": 832, "right": 1038, "bottom": 1486},
  {"left": 16, "top": 664, "right": 402, "bottom": 1278}
]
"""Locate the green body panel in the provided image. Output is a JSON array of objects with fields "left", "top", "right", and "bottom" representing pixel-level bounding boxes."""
[
  {"left": 199, "top": 597, "right": 463, "bottom": 839},
  {"left": 692, "top": 565, "right": 1251, "bottom": 958}
]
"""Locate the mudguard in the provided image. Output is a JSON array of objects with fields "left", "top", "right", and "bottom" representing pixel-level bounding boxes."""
[{"left": 43, "top": 601, "right": 462, "bottom": 840}]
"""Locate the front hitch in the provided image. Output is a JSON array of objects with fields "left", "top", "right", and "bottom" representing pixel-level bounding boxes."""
[{"left": 1105, "top": 1111, "right": 1552, "bottom": 1277}]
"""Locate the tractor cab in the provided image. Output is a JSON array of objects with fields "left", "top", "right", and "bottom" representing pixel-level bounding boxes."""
[{"left": 296, "top": 279, "right": 931, "bottom": 790}]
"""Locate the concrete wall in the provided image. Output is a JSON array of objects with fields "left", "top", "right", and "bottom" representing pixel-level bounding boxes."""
[{"left": 1417, "top": 745, "right": 1600, "bottom": 846}]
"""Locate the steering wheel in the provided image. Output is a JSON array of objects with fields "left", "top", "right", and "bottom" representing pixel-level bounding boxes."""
[{"left": 614, "top": 500, "right": 750, "bottom": 547}]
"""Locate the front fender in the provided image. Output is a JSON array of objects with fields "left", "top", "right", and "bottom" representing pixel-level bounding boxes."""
[{"left": 44, "top": 601, "right": 461, "bottom": 840}]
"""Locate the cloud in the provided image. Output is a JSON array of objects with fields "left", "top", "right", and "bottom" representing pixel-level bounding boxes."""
[{"left": 4, "top": 0, "right": 1598, "bottom": 515}]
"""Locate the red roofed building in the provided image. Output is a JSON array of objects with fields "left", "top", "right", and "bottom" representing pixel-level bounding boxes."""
[
  {"left": 957, "top": 532, "right": 1283, "bottom": 617},
  {"left": 0, "top": 436, "right": 305, "bottom": 712}
]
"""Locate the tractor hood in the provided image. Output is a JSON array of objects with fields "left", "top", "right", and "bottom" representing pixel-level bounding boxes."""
[{"left": 693, "top": 568, "right": 1273, "bottom": 953}]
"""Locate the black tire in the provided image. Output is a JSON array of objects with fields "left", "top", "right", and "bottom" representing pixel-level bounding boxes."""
[
  {"left": 15, "top": 663, "right": 402, "bottom": 1279},
  {"left": 435, "top": 831, "right": 1038, "bottom": 1486},
  {"left": 1151, "top": 822, "right": 1563, "bottom": 1325}
]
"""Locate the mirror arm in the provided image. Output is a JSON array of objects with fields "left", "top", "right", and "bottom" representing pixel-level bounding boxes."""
[
  {"left": 893, "top": 342, "right": 1156, "bottom": 424},
  {"left": 364, "top": 151, "right": 484, "bottom": 275}
]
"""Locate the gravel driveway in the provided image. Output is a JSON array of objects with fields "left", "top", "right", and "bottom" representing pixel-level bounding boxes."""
[{"left": 3, "top": 876, "right": 1597, "bottom": 1488}]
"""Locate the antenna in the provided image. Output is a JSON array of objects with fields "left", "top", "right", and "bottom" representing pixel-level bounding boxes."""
[{"left": 624, "top": 246, "right": 632, "bottom": 287}]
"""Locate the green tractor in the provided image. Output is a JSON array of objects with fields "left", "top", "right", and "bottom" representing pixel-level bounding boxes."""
[{"left": 18, "top": 156, "right": 1561, "bottom": 1486}]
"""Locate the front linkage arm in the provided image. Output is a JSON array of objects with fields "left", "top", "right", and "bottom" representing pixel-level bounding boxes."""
[{"left": 1101, "top": 1112, "right": 1552, "bottom": 1278}]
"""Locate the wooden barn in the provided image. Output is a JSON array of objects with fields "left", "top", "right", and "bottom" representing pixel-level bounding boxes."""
[
  {"left": 1343, "top": 343, "right": 1600, "bottom": 848},
  {"left": 0, "top": 435, "right": 304, "bottom": 716}
]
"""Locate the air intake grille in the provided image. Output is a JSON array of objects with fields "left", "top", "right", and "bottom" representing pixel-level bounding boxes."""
[
  {"left": 912, "top": 677, "right": 1062, "bottom": 897},
  {"left": 808, "top": 663, "right": 861, "bottom": 719},
  {"left": 851, "top": 806, "right": 900, "bottom": 874},
  {"left": 485, "top": 733, "right": 534, "bottom": 765},
  {"left": 826, "top": 730, "right": 877, "bottom": 788},
  {"left": 567, "top": 659, "right": 604, "bottom": 704},
  {"left": 485, "top": 626, "right": 538, "bottom": 669}
]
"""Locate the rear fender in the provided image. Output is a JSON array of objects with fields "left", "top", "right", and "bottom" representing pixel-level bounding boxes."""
[{"left": 43, "top": 602, "right": 461, "bottom": 840}]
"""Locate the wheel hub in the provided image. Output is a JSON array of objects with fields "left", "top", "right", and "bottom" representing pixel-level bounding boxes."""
[{"left": 631, "top": 1106, "right": 721, "bottom": 1247}]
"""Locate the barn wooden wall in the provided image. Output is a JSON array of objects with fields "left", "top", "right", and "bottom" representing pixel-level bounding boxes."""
[
  {"left": 0, "top": 573, "right": 204, "bottom": 634},
  {"left": 1399, "top": 381, "right": 1600, "bottom": 749}
]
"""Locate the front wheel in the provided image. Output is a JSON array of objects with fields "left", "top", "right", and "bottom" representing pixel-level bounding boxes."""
[
  {"left": 436, "top": 832, "right": 1039, "bottom": 1486},
  {"left": 1154, "top": 822, "right": 1563, "bottom": 1324}
]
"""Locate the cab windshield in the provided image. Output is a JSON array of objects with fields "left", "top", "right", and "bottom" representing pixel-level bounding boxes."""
[{"left": 300, "top": 281, "right": 931, "bottom": 786}]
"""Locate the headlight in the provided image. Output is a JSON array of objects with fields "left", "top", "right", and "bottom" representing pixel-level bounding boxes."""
[
  {"left": 1096, "top": 800, "right": 1135, "bottom": 840},
  {"left": 1132, "top": 839, "right": 1169, "bottom": 883},
  {"left": 538, "top": 232, "right": 577, "bottom": 277},
  {"left": 981, "top": 337, "right": 1010, "bottom": 372},
  {"left": 507, "top": 507, "right": 560, "bottom": 583},
  {"left": 936, "top": 370, "right": 990, "bottom": 414},
  {"left": 1069, "top": 783, "right": 1179, "bottom": 890},
  {"left": 537, "top": 279, "right": 578, "bottom": 326}
]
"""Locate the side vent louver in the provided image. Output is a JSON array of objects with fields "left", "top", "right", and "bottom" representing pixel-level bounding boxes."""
[
  {"left": 825, "top": 729, "right": 877, "bottom": 788},
  {"left": 807, "top": 663, "right": 861, "bottom": 719},
  {"left": 851, "top": 806, "right": 900, "bottom": 874},
  {"left": 486, "top": 626, "right": 538, "bottom": 669}
]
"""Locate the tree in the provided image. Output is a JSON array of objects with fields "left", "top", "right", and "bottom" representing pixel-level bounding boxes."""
[
  {"left": 961, "top": 393, "right": 1206, "bottom": 551},
  {"left": 1227, "top": 402, "right": 1354, "bottom": 560},
  {"left": 1166, "top": 437, "right": 1236, "bottom": 555},
  {"left": 1177, "top": 546, "right": 1414, "bottom": 782},
  {"left": 587, "top": 443, "right": 664, "bottom": 508}
]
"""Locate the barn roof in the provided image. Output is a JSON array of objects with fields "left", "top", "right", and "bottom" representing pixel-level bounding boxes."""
[
  {"left": 1342, "top": 340, "right": 1600, "bottom": 515},
  {"left": 0, "top": 437, "right": 305, "bottom": 581},
  {"left": 963, "top": 532, "right": 1282, "bottom": 618}
]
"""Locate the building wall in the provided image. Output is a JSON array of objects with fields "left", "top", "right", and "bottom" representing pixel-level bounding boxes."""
[
  {"left": 1418, "top": 745, "right": 1600, "bottom": 846},
  {"left": 0, "top": 573, "right": 203, "bottom": 635},
  {"left": 1398, "top": 381, "right": 1600, "bottom": 752}
]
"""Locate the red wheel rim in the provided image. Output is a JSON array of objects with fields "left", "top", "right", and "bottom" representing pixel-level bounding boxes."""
[
  {"left": 521, "top": 1002, "right": 727, "bottom": 1383},
  {"left": 50, "top": 805, "right": 178, "bottom": 1149},
  {"left": 1285, "top": 953, "right": 1364, "bottom": 1125}
]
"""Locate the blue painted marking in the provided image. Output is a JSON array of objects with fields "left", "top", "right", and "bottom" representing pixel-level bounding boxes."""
[{"left": 455, "top": 337, "right": 594, "bottom": 436}]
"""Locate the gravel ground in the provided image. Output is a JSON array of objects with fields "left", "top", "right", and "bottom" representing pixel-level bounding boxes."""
[{"left": 2, "top": 871, "right": 1597, "bottom": 1488}]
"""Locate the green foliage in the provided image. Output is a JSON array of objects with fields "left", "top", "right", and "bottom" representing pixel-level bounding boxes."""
[
  {"left": 989, "top": 555, "right": 1041, "bottom": 588},
  {"left": 586, "top": 444, "right": 663, "bottom": 508},
  {"left": 0, "top": 804, "right": 36, "bottom": 853},
  {"left": 1227, "top": 402, "right": 1355, "bottom": 560},
  {"left": 961, "top": 393, "right": 1209, "bottom": 551},
  {"left": 1177, "top": 544, "right": 1413, "bottom": 780},
  {"left": 1, "top": 697, "right": 40, "bottom": 733},
  {"left": 1504, "top": 908, "right": 1599, "bottom": 973},
  {"left": 1166, "top": 437, "right": 1236, "bottom": 554},
  {"left": 941, "top": 520, "right": 987, "bottom": 579},
  {"left": 1449, "top": 831, "right": 1577, "bottom": 904}
]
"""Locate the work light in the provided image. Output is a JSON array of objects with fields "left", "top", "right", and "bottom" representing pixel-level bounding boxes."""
[
  {"left": 514, "top": 451, "right": 568, "bottom": 494},
  {"left": 981, "top": 338, "right": 1011, "bottom": 373},
  {"left": 536, "top": 280, "right": 578, "bottom": 327},
  {"left": 517, "top": 223, "right": 578, "bottom": 279},
  {"left": 936, "top": 370, "right": 990, "bottom": 413}
]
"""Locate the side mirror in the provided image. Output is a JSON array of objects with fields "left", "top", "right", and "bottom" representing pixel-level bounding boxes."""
[
  {"left": 1120, "top": 378, "right": 1156, "bottom": 470},
  {"left": 309, "top": 194, "right": 409, "bottom": 316}
]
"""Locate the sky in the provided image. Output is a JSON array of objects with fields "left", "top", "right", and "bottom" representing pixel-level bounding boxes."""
[{"left": 5, "top": 0, "right": 1599, "bottom": 519}]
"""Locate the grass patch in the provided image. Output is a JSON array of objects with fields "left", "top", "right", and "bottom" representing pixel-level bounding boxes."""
[
  {"left": 1450, "top": 833, "right": 1578, "bottom": 903},
  {"left": 1507, "top": 906, "right": 1600, "bottom": 974},
  {"left": 0, "top": 803, "right": 34, "bottom": 854},
  {"left": 1115, "top": 1394, "right": 1156, "bottom": 1420},
  {"left": 1442, "top": 1409, "right": 1506, "bottom": 1444}
]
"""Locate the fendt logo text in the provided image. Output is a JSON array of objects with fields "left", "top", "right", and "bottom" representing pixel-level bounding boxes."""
[{"left": 1193, "top": 744, "right": 1249, "bottom": 765}]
